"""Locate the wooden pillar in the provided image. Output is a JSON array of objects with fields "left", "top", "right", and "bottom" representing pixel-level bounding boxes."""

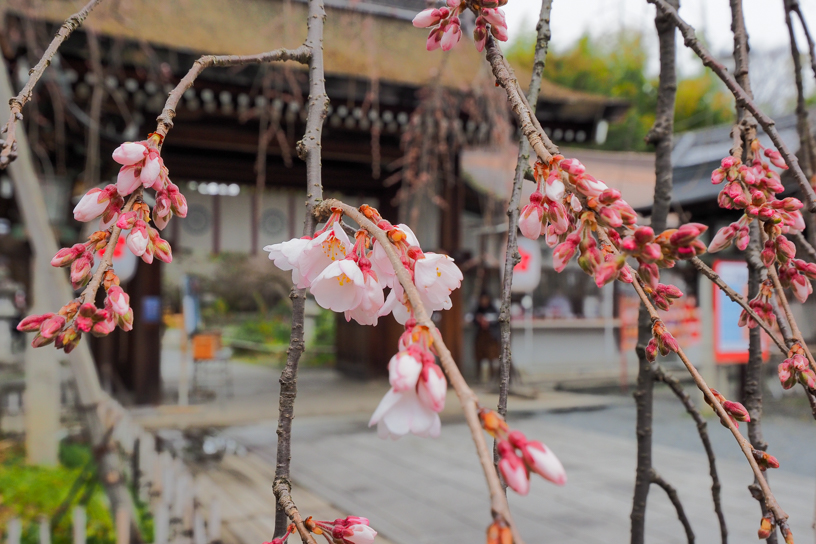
[
  {"left": 437, "top": 173, "right": 464, "bottom": 368},
  {"left": 128, "top": 259, "right": 162, "bottom": 405}
]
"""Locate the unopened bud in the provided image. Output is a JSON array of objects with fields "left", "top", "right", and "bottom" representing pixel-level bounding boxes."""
[
  {"left": 478, "top": 407, "right": 509, "bottom": 439},
  {"left": 757, "top": 517, "right": 773, "bottom": 539}
]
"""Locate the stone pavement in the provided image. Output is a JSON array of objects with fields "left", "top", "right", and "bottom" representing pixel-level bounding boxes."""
[{"left": 219, "top": 400, "right": 816, "bottom": 544}]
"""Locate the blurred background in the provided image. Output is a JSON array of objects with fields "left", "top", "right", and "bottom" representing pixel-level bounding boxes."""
[{"left": 2, "top": 1, "right": 816, "bottom": 543}]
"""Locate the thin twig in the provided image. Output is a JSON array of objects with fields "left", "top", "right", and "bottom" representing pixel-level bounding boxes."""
[
  {"left": 272, "top": 0, "right": 330, "bottom": 537},
  {"left": 319, "top": 199, "right": 526, "bottom": 544},
  {"left": 647, "top": 0, "right": 816, "bottom": 213},
  {"left": 154, "top": 47, "right": 310, "bottom": 138},
  {"left": 0, "top": 0, "right": 105, "bottom": 169},
  {"left": 497, "top": 0, "right": 553, "bottom": 464},
  {"left": 790, "top": 230, "right": 816, "bottom": 263},
  {"left": 691, "top": 257, "right": 787, "bottom": 354},
  {"left": 650, "top": 469, "right": 695, "bottom": 543},
  {"left": 652, "top": 363, "right": 726, "bottom": 543}
]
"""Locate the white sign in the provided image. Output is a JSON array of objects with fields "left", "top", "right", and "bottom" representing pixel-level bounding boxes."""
[{"left": 511, "top": 237, "right": 542, "bottom": 293}]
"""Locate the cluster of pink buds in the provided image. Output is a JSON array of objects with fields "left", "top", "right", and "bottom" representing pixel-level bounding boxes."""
[
  {"left": 304, "top": 516, "right": 377, "bottom": 544},
  {"left": 650, "top": 284, "right": 683, "bottom": 311},
  {"left": 739, "top": 279, "right": 776, "bottom": 329},
  {"left": 480, "top": 408, "right": 566, "bottom": 495},
  {"left": 413, "top": 0, "right": 508, "bottom": 52},
  {"left": 705, "top": 388, "right": 750, "bottom": 429},
  {"left": 708, "top": 215, "right": 751, "bottom": 253},
  {"left": 51, "top": 230, "right": 110, "bottom": 289},
  {"left": 778, "top": 343, "right": 816, "bottom": 390},
  {"left": 117, "top": 201, "right": 173, "bottom": 264},
  {"left": 644, "top": 320, "right": 679, "bottom": 362},
  {"left": 369, "top": 320, "right": 446, "bottom": 439},
  {"left": 265, "top": 205, "right": 462, "bottom": 327},
  {"left": 778, "top": 257, "right": 816, "bottom": 303}
]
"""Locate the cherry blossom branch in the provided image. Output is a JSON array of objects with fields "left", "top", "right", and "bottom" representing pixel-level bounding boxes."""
[
  {"left": 789, "top": 0, "right": 816, "bottom": 84},
  {"left": 0, "top": 0, "right": 105, "bottom": 169},
  {"left": 646, "top": 0, "right": 816, "bottom": 213},
  {"left": 154, "top": 47, "right": 310, "bottom": 137},
  {"left": 649, "top": 469, "right": 695, "bottom": 543},
  {"left": 273, "top": 481, "right": 318, "bottom": 544},
  {"left": 498, "top": 0, "right": 552, "bottom": 433},
  {"left": 690, "top": 257, "right": 787, "bottom": 353},
  {"left": 652, "top": 363, "right": 726, "bottom": 543},
  {"left": 784, "top": 0, "right": 816, "bottom": 180},
  {"left": 78, "top": 189, "right": 142, "bottom": 308},
  {"left": 484, "top": 38, "right": 557, "bottom": 164},
  {"left": 632, "top": 3, "right": 678, "bottom": 540},
  {"left": 320, "top": 198, "right": 526, "bottom": 544},
  {"left": 273, "top": 0, "right": 329, "bottom": 536}
]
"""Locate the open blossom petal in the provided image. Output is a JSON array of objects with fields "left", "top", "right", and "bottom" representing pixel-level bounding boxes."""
[
  {"left": 265, "top": 237, "right": 311, "bottom": 285},
  {"left": 345, "top": 275, "right": 385, "bottom": 326},
  {"left": 311, "top": 259, "right": 366, "bottom": 312},
  {"left": 369, "top": 388, "right": 440, "bottom": 440},
  {"left": 297, "top": 223, "right": 352, "bottom": 288},
  {"left": 414, "top": 253, "right": 462, "bottom": 311}
]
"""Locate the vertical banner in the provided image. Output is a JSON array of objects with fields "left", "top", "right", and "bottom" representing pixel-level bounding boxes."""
[{"left": 713, "top": 260, "right": 765, "bottom": 363}]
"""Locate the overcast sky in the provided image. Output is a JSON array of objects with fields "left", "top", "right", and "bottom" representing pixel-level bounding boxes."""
[{"left": 502, "top": 0, "right": 816, "bottom": 77}]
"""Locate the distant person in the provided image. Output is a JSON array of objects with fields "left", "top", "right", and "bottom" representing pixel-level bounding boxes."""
[{"left": 474, "top": 293, "right": 500, "bottom": 382}]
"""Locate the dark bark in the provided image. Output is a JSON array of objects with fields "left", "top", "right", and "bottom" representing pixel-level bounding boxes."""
[
  {"left": 496, "top": 0, "right": 553, "bottom": 466},
  {"left": 272, "top": 0, "right": 329, "bottom": 538},
  {"left": 631, "top": 3, "right": 677, "bottom": 543},
  {"left": 653, "top": 364, "right": 726, "bottom": 543}
]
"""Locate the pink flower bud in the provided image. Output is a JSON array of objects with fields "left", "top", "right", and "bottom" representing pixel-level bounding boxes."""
[
  {"left": 633, "top": 226, "right": 655, "bottom": 245},
  {"left": 70, "top": 254, "right": 93, "bottom": 289},
  {"left": 418, "top": 364, "right": 447, "bottom": 412},
  {"left": 112, "top": 142, "right": 148, "bottom": 166},
  {"left": 559, "top": 158, "right": 586, "bottom": 176},
  {"left": 489, "top": 19, "right": 508, "bottom": 41},
  {"left": 413, "top": 7, "right": 445, "bottom": 28},
  {"left": 440, "top": 18, "right": 462, "bottom": 51},
  {"left": 107, "top": 286, "right": 130, "bottom": 316},
  {"left": 497, "top": 441, "right": 529, "bottom": 495},
  {"left": 645, "top": 338, "right": 657, "bottom": 362},
  {"left": 92, "top": 316, "right": 116, "bottom": 337},
  {"left": 764, "top": 148, "right": 788, "bottom": 169},
  {"left": 638, "top": 262, "right": 659, "bottom": 291},
  {"left": 51, "top": 244, "right": 86, "bottom": 267},
  {"left": 640, "top": 243, "right": 662, "bottom": 263},
  {"left": 791, "top": 273, "right": 812, "bottom": 303},
  {"left": 140, "top": 156, "right": 162, "bottom": 188},
  {"left": 722, "top": 400, "right": 750, "bottom": 422},
  {"left": 73, "top": 188, "right": 110, "bottom": 222},
  {"left": 711, "top": 168, "right": 725, "bottom": 185},
  {"left": 39, "top": 314, "right": 67, "bottom": 339},
  {"left": 481, "top": 7, "right": 506, "bottom": 28},
  {"left": 545, "top": 174, "right": 566, "bottom": 201},
  {"left": 426, "top": 27, "right": 444, "bottom": 51},
  {"left": 708, "top": 225, "right": 736, "bottom": 253},
  {"left": 656, "top": 283, "right": 683, "bottom": 299},
  {"left": 17, "top": 313, "right": 54, "bottom": 332},
  {"left": 513, "top": 434, "right": 566, "bottom": 486},
  {"left": 660, "top": 331, "right": 679, "bottom": 353},
  {"left": 127, "top": 221, "right": 150, "bottom": 257},
  {"left": 597, "top": 206, "right": 623, "bottom": 228},
  {"left": 152, "top": 233, "right": 173, "bottom": 263},
  {"left": 776, "top": 235, "right": 796, "bottom": 263},
  {"left": 518, "top": 204, "right": 543, "bottom": 240},
  {"left": 388, "top": 351, "right": 422, "bottom": 392},
  {"left": 116, "top": 165, "right": 142, "bottom": 196},
  {"left": 599, "top": 188, "right": 621, "bottom": 205},
  {"left": 473, "top": 23, "right": 488, "bottom": 52}
]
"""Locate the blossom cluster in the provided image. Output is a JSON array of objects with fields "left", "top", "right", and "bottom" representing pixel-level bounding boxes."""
[
  {"left": 267, "top": 517, "right": 377, "bottom": 544},
  {"left": 265, "top": 206, "right": 463, "bottom": 328},
  {"left": 739, "top": 279, "right": 776, "bottom": 329},
  {"left": 480, "top": 408, "right": 566, "bottom": 495},
  {"left": 18, "top": 135, "right": 184, "bottom": 351},
  {"left": 369, "top": 320, "right": 447, "bottom": 439},
  {"left": 778, "top": 343, "right": 816, "bottom": 390},
  {"left": 516, "top": 156, "right": 706, "bottom": 357},
  {"left": 413, "top": 0, "right": 508, "bottom": 52},
  {"left": 266, "top": 205, "right": 462, "bottom": 439},
  {"left": 304, "top": 516, "right": 377, "bottom": 544},
  {"left": 708, "top": 140, "right": 813, "bottom": 303}
]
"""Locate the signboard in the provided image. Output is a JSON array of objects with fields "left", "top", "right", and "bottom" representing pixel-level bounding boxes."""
[
  {"left": 511, "top": 237, "right": 541, "bottom": 293},
  {"left": 713, "top": 260, "right": 767, "bottom": 364}
]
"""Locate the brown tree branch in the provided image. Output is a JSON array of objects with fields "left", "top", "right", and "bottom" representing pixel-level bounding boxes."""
[
  {"left": 649, "top": 468, "right": 695, "bottom": 543},
  {"left": 154, "top": 47, "right": 310, "bottom": 138},
  {"left": 631, "top": 3, "right": 677, "bottom": 542},
  {"left": 497, "top": 0, "right": 553, "bottom": 457},
  {"left": 790, "top": 0, "right": 816, "bottom": 84},
  {"left": 273, "top": 481, "right": 318, "bottom": 544},
  {"left": 0, "top": 0, "right": 105, "bottom": 169},
  {"left": 790, "top": 230, "right": 816, "bottom": 262},
  {"left": 647, "top": 0, "right": 816, "bottom": 213},
  {"left": 690, "top": 257, "right": 787, "bottom": 354},
  {"left": 652, "top": 363, "right": 726, "bottom": 543},
  {"left": 319, "top": 199, "right": 526, "bottom": 544},
  {"left": 272, "top": 0, "right": 330, "bottom": 537},
  {"left": 784, "top": 0, "right": 816, "bottom": 181}
]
